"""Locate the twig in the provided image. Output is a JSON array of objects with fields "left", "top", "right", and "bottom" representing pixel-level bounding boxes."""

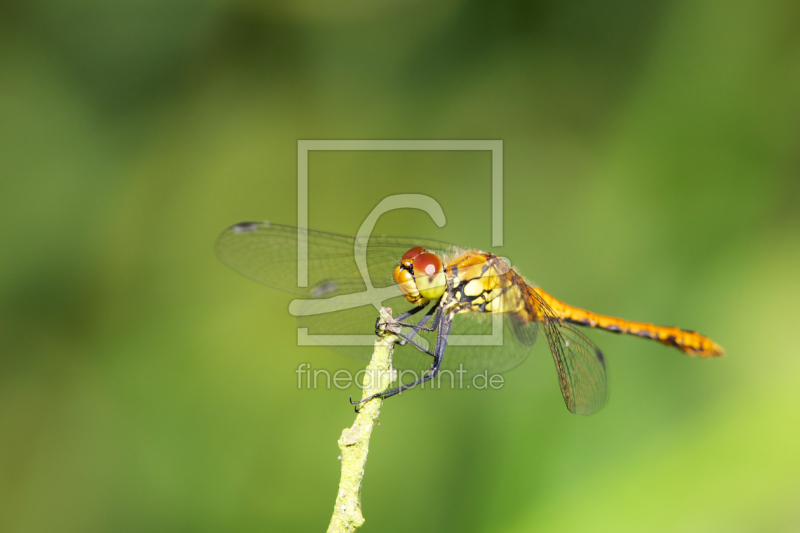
[{"left": 326, "top": 307, "right": 398, "bottom": 533}]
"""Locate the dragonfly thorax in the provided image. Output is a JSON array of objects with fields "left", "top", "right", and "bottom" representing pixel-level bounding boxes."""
[{"left": 394, "top": 247, "right": 447, "bottom": 306}]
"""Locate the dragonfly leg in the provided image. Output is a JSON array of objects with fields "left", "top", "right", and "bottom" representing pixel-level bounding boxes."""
[
  {"left": 392, "top": 307, "right": 444, "bottom": 356},
  {"left": 351, "top": 316, "right": 452, "bottom": 411},
  {"left": 396, "top": 313, "right": 432, "bottom": 345},
  {"left": 379, "top": 306, "right": 442, "bottom": 345},
  {"left": 350, "top": 355, "right": 442, "bottom": 410},
  {"left": 392, "top": 331, "right": 435, "bottom": 358},
  {"left": 395, "top": 306, "right": 442, "bottom": 334},
  {"left": 374, "top": 354, "right": 443, "bottom": 401},
  {"left": 394, "top": 305, "right": 427, "bottom": 323},
  {"left": 376, "top": 306, "right": 442, "bottom": 352},
  {"left": 375, "top": 304, "right": 426, "bottom": 336},
  {"left": 397, "top": 316, "right": 430, "bottom": 349}
]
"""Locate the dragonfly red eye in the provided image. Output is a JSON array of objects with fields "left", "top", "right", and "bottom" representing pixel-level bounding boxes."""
[
  {"left": 413, "top": 253, "right": 442, "bottom": 279},
  {"left": 402, "top": 246, "right": 426, "bottom": 261},
  {"left": 412, "top": 252, "right": 445, "bottom": 300}
]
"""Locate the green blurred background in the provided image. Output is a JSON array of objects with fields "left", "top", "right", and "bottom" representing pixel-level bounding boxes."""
[{"left": 2, "top": 1, "right": 800, "bottom": 532}]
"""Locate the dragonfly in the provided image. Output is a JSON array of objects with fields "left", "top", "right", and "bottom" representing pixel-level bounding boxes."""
[{"left": 217, "top": 222, "right": 724, "bottom": 415}]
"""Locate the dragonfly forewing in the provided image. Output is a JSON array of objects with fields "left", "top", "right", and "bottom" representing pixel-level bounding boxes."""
[{"left": 216, "top": 222, "right": 454, "bottom": 298}]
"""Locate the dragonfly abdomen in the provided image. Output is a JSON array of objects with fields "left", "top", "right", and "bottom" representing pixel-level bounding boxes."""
[{"left": 533, "top": 288, "right": 724, "bottom": 357}]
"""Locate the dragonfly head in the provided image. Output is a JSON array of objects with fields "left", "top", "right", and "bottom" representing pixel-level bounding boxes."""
[{"left": 394, "top": 246, "right": 447, "bottom": 305}]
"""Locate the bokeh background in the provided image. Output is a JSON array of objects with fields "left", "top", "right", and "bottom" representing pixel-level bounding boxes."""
[{"left": 2, "top": 1, "right": 800, "bottom": 532}]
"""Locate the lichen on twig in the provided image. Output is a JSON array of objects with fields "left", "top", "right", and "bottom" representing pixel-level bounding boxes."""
[{"left": 326, "top": 307, "right": 399, "bottom": 533}]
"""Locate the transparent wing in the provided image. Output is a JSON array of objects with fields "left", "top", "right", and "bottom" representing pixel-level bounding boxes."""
[
  {"left": 539, "top": 314, "right": 608, "bottom": 414},
  {"left": 216, "top": 221, "right": 455, "bottom": 297},
  {"left": 549, "top": 322, "right": 607, "bottom": 414},
  {"left": 294, "top": 292, "right": 415, "bottom": 364},
  {"left": 411, "top": 310, "right": 538, "bottom": 378},
  {"left": 217, "top": 221, "right": 457, "bottom": 364}
]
